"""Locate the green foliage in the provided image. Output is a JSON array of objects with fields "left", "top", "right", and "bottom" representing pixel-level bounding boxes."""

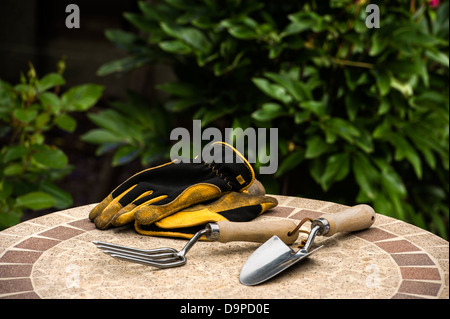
[
  {"left": 81, "top": 90, "right": 172, "bottom": 166},
  {"left": 93, "top": 0, "right": 449, "bottom": 238},
  {"left": 0, "top": 60, "right": 103, "bottom": 229}
]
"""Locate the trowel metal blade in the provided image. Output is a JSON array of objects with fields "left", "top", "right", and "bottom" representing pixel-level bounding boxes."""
[{"left": 239, "top": 235, "right": 322, "bottom": 286}]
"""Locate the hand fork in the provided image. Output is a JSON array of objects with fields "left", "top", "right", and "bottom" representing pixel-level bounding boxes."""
[{"left": 93, "top": 219, "right": 301, "bottom": 268}]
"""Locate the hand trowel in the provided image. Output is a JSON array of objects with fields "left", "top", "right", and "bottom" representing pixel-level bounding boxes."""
[{"left": 240, "top": 204, "right": 376, "bottom": 286}]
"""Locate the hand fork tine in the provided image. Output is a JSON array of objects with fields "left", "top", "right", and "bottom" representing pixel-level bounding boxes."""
[{"left": 93, "top": 228, "right": 209, "bottom": 268}]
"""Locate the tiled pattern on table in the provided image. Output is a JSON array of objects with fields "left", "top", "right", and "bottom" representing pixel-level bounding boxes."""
[
  {"left": 0, "top": 199, "right": 448, "bottom": 299},
  {"left": 0, "top": 204, "right": 98, "bottom": 299}
]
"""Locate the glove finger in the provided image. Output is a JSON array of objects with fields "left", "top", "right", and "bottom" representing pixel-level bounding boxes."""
[
  {"left": 242, "top": 179, "right": 265, "bottom": 196},
  {"left": 91, "top": 184, "right": 153, "bottom": 229},
  {"left": 89, "top": 194, "right": 113, "bottom": 222},
  {"left": 90, "top": 162, "right": 175, "bottom": 226},
  {"left": 112, "top": 190, "right": 169, "bottom": 227},
  {"left": 134, "top": 183, "right": 223, "bottom": 226}
]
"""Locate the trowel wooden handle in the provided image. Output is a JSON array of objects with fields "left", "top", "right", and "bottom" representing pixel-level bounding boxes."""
[
  {"left": 319, "top": 204, "right": 376, "bottom": 237},
  {"left": 214, "top": 219, "right": 299, "bottom": 244}
]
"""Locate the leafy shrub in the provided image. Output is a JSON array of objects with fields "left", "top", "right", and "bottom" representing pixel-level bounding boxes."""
[
  {"left": 89, "top": 0, "right": 448, "bottom": 238},
  {"left": 0, "top": 60, "right": 103, "bottom": 229},
  {"left": 81, "top": 90, "right": 172, "bottom": 166}
]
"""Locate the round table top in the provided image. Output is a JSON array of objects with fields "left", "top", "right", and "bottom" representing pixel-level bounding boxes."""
[{"left": 0, "top": 195, "right": 448, "bottom": 299}]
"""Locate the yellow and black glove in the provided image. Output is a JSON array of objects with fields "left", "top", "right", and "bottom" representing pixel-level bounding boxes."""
[
  {"left": 134, "top": 182, "right": 278, "bottom": 239},
  {"left": 89, "top": 142, "right": 255, "bottom": 229}
]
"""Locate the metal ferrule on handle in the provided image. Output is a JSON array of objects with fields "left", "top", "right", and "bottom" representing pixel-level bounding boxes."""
[
  {"left": 205, "top": 223, "right": 220, "bottom": 241},
  {"left": 310, "top": 218, "right": 330, "bottom": 236}
]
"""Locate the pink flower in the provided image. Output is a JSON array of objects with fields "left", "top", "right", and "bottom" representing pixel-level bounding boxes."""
[{"left": 429, "top": 0, "right": 440, "bottom": 8}]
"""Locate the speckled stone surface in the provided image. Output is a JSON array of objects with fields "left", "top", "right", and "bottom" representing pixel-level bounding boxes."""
[{"left": 0, "top": 196, "right": 448, "bottom": 299}]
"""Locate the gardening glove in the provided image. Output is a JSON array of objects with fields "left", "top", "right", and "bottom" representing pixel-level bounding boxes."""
[
  {"left": 134, "top": 181, "right": 278, "bottom": 239},
  {"left": 89, "top": 142, "right": 255, "bottom": 229}
]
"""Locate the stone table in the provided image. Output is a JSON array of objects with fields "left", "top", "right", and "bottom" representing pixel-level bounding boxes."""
[{"left": 0, "top": 195, "right": 448, "bottom": 299}]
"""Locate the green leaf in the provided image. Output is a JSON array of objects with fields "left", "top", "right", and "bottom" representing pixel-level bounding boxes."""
[
  {"left": 32, "top": 148, "right": 68, "bottom": 168},
  {"left": 201, "top": 107, "right": 234, "bottom": 126},
  {"left": 97, "top": 56, "right": 152, "bottom": 76},
  {"left": 252, "top": 78, "right": 292, "bottom": 104},
  {"left": 15, "top": 191, "right": 56, "bottom": 210},
  {"left": 61, "top": 87, "right": 99, "bottom": 112},
  {"left": 294, "top": 110, "right": 310, "bottom": 124},
  {"left": 34, "top": 113, "right": 50, "bottom": 129},
  {"left": 38, "top": 92, "right": 61, "bottom": 113},
  {"left": 112, "top": 145, "right": 141, "bottom": 166},
  {"left": 352, "top": 152, "right": 379, "bottom": 200},
  {"left": 321, "top": 152, "right": 350, "bottom": 191},
  {"left": 324, "top": 118, "right": 360, "bottom": 143},
  {"left": 13, "top": 108, "right": 38, "bottom": 123},
  {"left": 157, "top": 82, "right": 199, "bottom": 97},
  {"left": 305, "top": 135, "right": 331, "bottom": 159},
  {"left": 62, "top": 84, "right": 103, "bottom": 111},
  {"left": 301, "top": 101, "right": 326, "bottom": 116},
  {"left": 2, "top": 145, "right": 28, "bottom": 163},
  {"left": 389, "top": 133, "right": 422, "bottom": 178},
  {"left": 0, "top": 179, "right": 13, "bottom": 200},
  {"left": 104, "top": 29, "right": 143, "bottom": 51},
  {"left": 39, "top": 181, "right": 72, "bottom": 209},
  {"left": 403, "top": 125, "right": 443, "bottom": 169},
  {"left": 374, "top": 69, "right": 391, "bottom": 96},
  {"left": 377, "top": 98, "right": 390, "bottom": 115},
  {"left": 392, "top": 25, "right": 441, "bottom": 47},
  {"left": 345, "top": 94, "right": 359, "bottom": 121},
  {"left": 251, "top": 103, "right": 287, "bottom": 122},
  {"left": 354, "top": 128, "right": 374, "bottom": 153},
  {"left": 164, "top": 98, "right": 199, "bottom": 112},
  {"left": 220, "top": 16, "right": 259, "bottom": 40},
  {"left": 160, "top": 22, "right": 212, "bottom": 53},
  {"left": 81, "top": 129, "right": 125, "bottom": 144},
  {"left": 124, "top": 12, "right": 158, "bottom": 33},
  {"left": 425, "top": 50, "right": 449, "bottom": 68},
  {"left": 228, "top": 25, "right": 258, "bottom": 40},
  {"left": 380, "top": 167, "right": 407, "bottom": 197},
  {"left": 37, "top": 73, "right": 65, "bottom": 92},
  {"left": 86, "top": 110, "right": 142, "bottom": 142},
  {"left": 264, "top": 72, "right": 311, "bottom": 101},
  {"left": 159, "top": 40, "right": 193, "bottom": 54},
  {"left": 4, "top": 163, "right": 23, "bottom": 176},
  {"left": 284, "top": 11, "right": 320, "bottom": 36},
  {"left": 54, "top": 114, "right": 77, "bottom": 132},
  {"left": 0, "top": 207, "right": 22, "bottom": 229},
  {"left": 275, "top": 149, "right": 304, "bottom": 177},
  {"left": 369, "top": 32, "right": 388, "bottom": 56}
]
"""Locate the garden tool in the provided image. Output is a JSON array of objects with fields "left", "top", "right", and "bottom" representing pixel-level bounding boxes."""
[
  {"left": 94, "top": 219, "right": 300, "bottom": 268},
  {"left": 239, "top": 204, "right": 376, "bottom": 286},
  {"left": 89, "top": 141, "right": 255, "bottom": 229},
  {"left": 134, "top": 186, "right": 278, "bottom": 239}
]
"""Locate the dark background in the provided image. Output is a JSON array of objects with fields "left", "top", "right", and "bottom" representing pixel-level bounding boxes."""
[{"left": 0, "top": 0, "right": 160, "bottom": 219}]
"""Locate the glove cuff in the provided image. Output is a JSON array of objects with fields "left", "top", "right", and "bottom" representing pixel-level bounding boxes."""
[{"left": 204, "top": 142, "right": 255, "bottom": 191}]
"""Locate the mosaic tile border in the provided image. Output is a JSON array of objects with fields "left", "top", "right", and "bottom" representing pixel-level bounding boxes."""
[
  {"left": 0, "top": 217, "right": 95, "bottom": 299},
  {"left": 0, "top": 199, "right": 448, "bottom": 299}
]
